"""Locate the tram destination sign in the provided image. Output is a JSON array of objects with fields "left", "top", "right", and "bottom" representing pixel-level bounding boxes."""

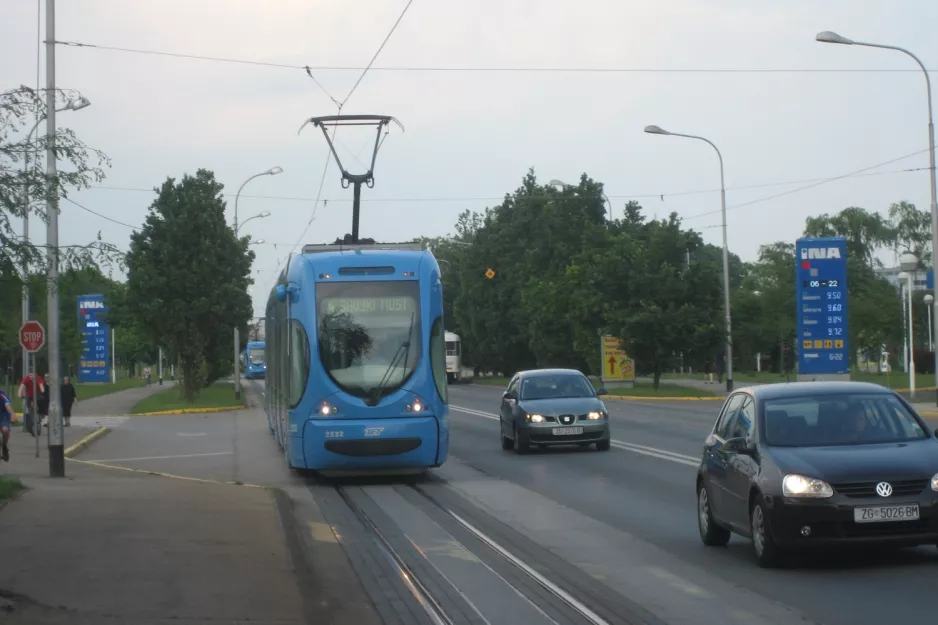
[
  {"left": 795, "top": 237, "right": 849, "bottom": 377},
  {"left": 322, "top": 296, "right": 417, "bottom": 316}
]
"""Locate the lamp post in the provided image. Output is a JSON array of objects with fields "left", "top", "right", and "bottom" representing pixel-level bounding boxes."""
[
  {"left": 645, "top": 124, "right": 734, "bottom": 391},
  {"left": 898, "top": 271, "right": 914, "bottom": 396},
  {"left": 817, "top": 30, "right": 937, "bottom": 404},
  {"left": 548, "top": 179, "right": 612, "bottom": 223},
  {"left": 233, "top": 168, "right": 280, "bottom": 401},
  {"left": 20, "top": 95, "right": 90, "bottom": 394},
  {"left": 899, "top": 250, "right": 919, "bottom": 396},
  {"left": 925, "top": 293, "right": 934, "bottom": 350}
]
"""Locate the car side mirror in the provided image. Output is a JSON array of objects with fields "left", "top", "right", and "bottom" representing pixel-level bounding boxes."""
[
  {"left": 723, "top": 437, "right": 754, "bottom": 455},
  {"left": 596, "top": 388, "right": 608, "bottom": 396},
  {"left": 502, "top": 391, "right": 514, "bottom": 401}
]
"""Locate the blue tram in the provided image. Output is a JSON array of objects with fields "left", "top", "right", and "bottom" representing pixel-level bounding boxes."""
[
  {"left": 264, "top": 241, "right": 449, "bottom": 474},
  {"left": 242, "top": 341, "right": 266, "bottom": 379}
]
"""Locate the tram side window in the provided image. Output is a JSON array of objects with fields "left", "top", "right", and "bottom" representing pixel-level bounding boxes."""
[
  {"left": 288, "top": 319, "right": 310, "bottom": 408},
  {"left": 430, "top": 316, "right": 447, "bottom": 403}
]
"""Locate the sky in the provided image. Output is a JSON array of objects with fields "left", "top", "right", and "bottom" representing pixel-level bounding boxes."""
[{"left": 2, "top": 0, "right": 936, "bottom": 318}]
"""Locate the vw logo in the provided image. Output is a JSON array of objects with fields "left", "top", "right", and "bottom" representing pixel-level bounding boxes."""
[{"left": 875, "top": 482, "right": 893, "bottom": 497}]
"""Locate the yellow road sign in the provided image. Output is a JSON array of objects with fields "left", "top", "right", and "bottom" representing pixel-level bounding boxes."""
[
  {"left": 485, "top": 268, "right": 496, "bottom": 279},
  {"left": 601, "top": 335, "right": 635, "bottom": 382}
]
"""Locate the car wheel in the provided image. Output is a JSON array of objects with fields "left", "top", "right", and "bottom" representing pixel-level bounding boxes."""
[
  {"left": 697, "top": 483, "right": 731, "bottom": 546},
  {"left": 750, "top": 494, "right": 782, "bottom": 568},
  {"left": 501, "top": 430, "right": 513, "bottom": 450},
  {"left": 513, "top": 425, "right": 528, "bottom": 454}
]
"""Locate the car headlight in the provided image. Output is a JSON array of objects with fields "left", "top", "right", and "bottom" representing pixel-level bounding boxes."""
[
  {"left": 525, "top": 414, "right": 545, "bottom": 423},
  {"left": 782, "top": 474, "right": 834, "bottom": 498},
  {"left": 587, "top": 411, "right": 603, "bottom": 420},
  {"left": 931, "top": 473, "right": 938, "bottom": 492}
]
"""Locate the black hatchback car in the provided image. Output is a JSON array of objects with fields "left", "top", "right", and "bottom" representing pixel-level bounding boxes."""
[
  {"left": 499, "top": 369, "right": 611, "bottom": 453},
  {"left": 695, "top": 381, "right": 938, "bottom": 567}
]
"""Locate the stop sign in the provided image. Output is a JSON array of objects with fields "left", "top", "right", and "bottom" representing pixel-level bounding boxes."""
[{"left": 20, "top": 321, "right": 45, "bottom": 353}]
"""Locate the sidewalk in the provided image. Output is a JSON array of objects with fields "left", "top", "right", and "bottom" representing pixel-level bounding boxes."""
[
  {"left": 72, "top": 381, "right": 169, "bottom": 417},
  {"left": 0, "top": 424, "right": 308, "bottom": 623}
]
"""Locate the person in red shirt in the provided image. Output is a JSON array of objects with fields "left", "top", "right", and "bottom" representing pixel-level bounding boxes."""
[{"left": 18, "top": 369, "right": 44, "bottom": 435}]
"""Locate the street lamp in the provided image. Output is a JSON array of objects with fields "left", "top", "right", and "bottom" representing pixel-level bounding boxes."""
[
  {"left": 925, "top": 293, "right": 934, "bottom": 350},
  {"left": 237, "top": 211, "right": 271, "bottom": 234},
  {"left": 21, "top": 95, "right": 91, "bottom": 388},
  {"left": 645, "top": 124, "right": 734, "bottom": 391},
  {"left": 548, "top": 179, "right": 613, "bottom": 222},
  {"left": 817, "top": 31, "right": 937, "bottom": 404},
  {"left": 233, "top": 167, "right": 282, "bottom": 401}
]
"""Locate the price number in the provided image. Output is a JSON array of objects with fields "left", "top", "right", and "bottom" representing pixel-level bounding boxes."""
[
  {"left": 826, "top": 291, "right": 842, "bottom": 300},
  {"left": 829, "top": 353, "right": 844, "bottom": 361},
  {"left": 827, "top": 303, "right": 842, "bottom": 312},
  {"left": 827, "top": 316, "right": 843, "bottom": 324},
  {"left": 827, "top": 327, "right": 844, "bottom": 337}
]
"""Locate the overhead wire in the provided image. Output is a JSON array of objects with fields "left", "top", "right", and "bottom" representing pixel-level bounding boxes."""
[
  {"left": 54, "top": 41, "right": 936, "bottom": 74},
  {"left": 85, "top": 163, "right": 929, "bottom": 206},
  {"left": 682, "top": 147, "right": 934, "bottom": 222},
  {"left": 271, "top": 0, "right": 416, "bottom": 289}
]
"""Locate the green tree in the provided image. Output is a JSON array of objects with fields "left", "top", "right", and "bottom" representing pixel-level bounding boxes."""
[
  {"left": 1, "top": 86, "right": 121, "bottom": 274},
  {"left": 124, "top": 169, "right": 253, "bottom": 401}
]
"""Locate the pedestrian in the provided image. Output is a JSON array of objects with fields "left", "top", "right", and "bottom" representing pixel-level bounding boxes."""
[
  {"left": 0, "top": 388, "right": 12, "bottom": 461},
  {"left": 703, "top": 359, "right": 713, "bottom": 384},
  {"left": 38, "top": 373, "right": 50, "bottom": 428},
  {"left": 17, "top": 368, "right": 44, "bottom": 436},
  {"left": 61, "top": 376, "right": 77, "bottom": 427}
]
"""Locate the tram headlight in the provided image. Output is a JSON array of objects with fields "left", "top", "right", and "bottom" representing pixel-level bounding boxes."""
[
  {"left": 320, "top": 401, "right": 338, "bottom": 416},
  {"left": 406, "top": 400, "right": 425, "bottom": 412}
]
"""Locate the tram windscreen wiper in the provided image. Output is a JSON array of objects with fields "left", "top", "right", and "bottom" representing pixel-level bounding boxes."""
[{"left": 366, "top": 312, "right": 415, "bottom": 407}]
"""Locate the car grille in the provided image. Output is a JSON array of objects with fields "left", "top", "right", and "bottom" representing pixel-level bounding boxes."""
[{"left": 832, "top": 478, "right": 930, "bottom": 498}]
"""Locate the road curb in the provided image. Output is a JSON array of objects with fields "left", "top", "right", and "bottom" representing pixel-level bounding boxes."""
[
  {"left": 132, "top": 404, "right": 245, "bottom": 416},
  {"left": 605, "top": 395, "right": 723, "bottom": 402},
  {"left": 67, "top": 457, "right": 268, "bottom": 488},
  {"left": 64, "top": 426, "right": 111, "bottom": 458}
]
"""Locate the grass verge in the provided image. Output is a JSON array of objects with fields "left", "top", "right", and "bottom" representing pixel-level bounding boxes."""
[
  {"left": 605, "top": 381, "right": 718, "bottom": 398},
  {"left": 131, "top": 383, "right": 241, "bottom": 414},
  {"left": 0, "top": 476, "right": 25, "bottom": 501},
  {"left": 467, "top": 376, "right": 714, "bottom": 397},
  {"left": 11, "top": 377, "right": 145, "bottom": 416}
]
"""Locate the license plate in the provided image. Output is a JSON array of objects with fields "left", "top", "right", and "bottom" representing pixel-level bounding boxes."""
[
  {"left": 853, "top": 504, "right": 920, "bottom": 523},
  {"left": 553, "top": 427, "right": 584, "bottom": 436}
]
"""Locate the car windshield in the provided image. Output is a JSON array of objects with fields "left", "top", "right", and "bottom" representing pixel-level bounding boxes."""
[
  {"left": 520, "top": 374, "right": 594, "bottom": 400},
  {"left": 248, "top": 347, "right": 264, "bottom": 365},
  {"left": 762, "top": 392, "right": 930, "bottom": 447},
  {"left": 316, "top": 280, "right": 421, "bottom": 400}
]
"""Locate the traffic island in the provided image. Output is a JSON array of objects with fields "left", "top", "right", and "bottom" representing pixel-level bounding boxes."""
[{"left": 131, "top": 383, "right": 245, "bottom": 416}]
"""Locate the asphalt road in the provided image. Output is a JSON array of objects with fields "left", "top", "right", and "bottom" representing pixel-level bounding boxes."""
[
  {"left": 446, "top": 383, "right": 938, "bottom": 625},
  {"left": 76, "top": 380, "right": 938, "bottom": 625}
]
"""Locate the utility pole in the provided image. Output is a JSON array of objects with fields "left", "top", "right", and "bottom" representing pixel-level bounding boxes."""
[{"left": 45, "top": 0, "right": 65, "bottom": 477}]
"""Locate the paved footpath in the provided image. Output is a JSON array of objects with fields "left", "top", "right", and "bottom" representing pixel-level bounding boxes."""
[{"left": 0, "top": 385, "right": 311, "bottom": 624}]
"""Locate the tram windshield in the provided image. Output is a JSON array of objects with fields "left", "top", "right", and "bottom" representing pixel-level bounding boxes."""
[
  {"left": 248, "top": 347, "right": 265, "bottom": 365},
  {"left": 316, "top": 281, "right": 422, "bottom": 400}
]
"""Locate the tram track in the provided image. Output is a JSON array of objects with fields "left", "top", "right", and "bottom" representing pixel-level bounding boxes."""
[{"left": 312, "top": 475, "right": 659, "bottom": 625}]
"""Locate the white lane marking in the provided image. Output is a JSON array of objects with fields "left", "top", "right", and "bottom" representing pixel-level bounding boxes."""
[
  {"left": 177, "top": 432, "right": 207, "bottom": 437},
  {"left": 91, "top": 451, "right": 233, "bottom": 463},
  {"left": 450, "top": 405, "right": 699, "bottom": 467}
]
